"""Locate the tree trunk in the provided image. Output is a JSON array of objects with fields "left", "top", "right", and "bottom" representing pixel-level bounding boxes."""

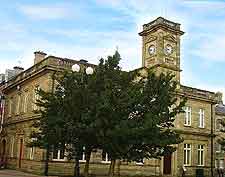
[
  {"left": 74, "top": 156, "right": 80, "bottom": 177},
  {"left": 73, "top": 144, "right": 80, "bottom": 177},
  {"left": 115, "top": 159, "right": 121, "bottom": 177},
  {"left": 44, "top": 144, "right": 49, "bottom": 176},
  {"left": 84, "top": 150, "right": 92, "bottom": 177},
  {"left": 108, "top": 159, "right": 116, "bottom": 177}
]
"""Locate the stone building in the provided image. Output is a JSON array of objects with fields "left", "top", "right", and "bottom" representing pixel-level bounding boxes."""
[
  {"left": 214, "top": 92, "right": 225, "bottom": 169},
  {"left": 0, "top": 17, "right": 222, "bottom": 177}
]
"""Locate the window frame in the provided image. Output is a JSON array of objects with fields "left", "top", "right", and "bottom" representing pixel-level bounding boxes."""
[
  {"left": 79, "top": 146, "right": 86, "bottom": 162},
  {"left": 198, "top": 109, "right": 205, "bottom": 128},
  {"left": 29, "top": 147, "right": 35, "bottom": 160},
  {"left": 184, "top": 106, "right": 191, "bottom": 126},
  {"left": 33, "top": 85, "right": 40, "bottom": 111},
  {"left": 197, "top": 144, "right": 204, "bottom": 166},
  {"left": 16, "top": 94, "right": 21, "bottom": 115},
  {"left": 216, "top": 143, "right": 221, "bottom": 153},
  {"left": 184, "top": 143, "right": 191, "bottom": 166},
  {"left": 219, "top": 159, "right": 224, "bottom": 169},
  {"left": 23, "top": 90, "right": 28, "bottom": 113},
  {"left": 10, "top": 137, "right": 14, "bottom": 158},
  {"left": 136, "top": 158, "right": 144, "bottom": 165},
  {"left": 52, "top": 145, "right": 66, "bottom": 161},
  {"left": 101, "top": 150, "right": 111, "bottom": 163}
]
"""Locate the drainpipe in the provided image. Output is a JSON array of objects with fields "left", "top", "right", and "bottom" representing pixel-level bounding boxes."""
[
  {"left": 211, "top": 103, "right": 214, "bottom": 177},
  {"left": 0, "top": 95, "right": 5, "bottom": 134}
]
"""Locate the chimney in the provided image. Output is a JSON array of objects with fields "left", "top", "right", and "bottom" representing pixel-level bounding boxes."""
[
  {"left": 34, "top": 51, "right": 47, "bottom": 64},
  {"left": 13, "top": 66, "right": 24, "bottom": 75},
  {"left": 216, "top": 92, "right": 223, "bottom": 104}
]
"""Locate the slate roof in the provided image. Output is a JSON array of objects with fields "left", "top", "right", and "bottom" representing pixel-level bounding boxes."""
[{"left": 216, "top": 104, "right": 225, "bottom": 115}]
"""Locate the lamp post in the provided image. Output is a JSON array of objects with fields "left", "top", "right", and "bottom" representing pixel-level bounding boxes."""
[{"left": 71, "top": 64, "right": 93, "bottom": 177}]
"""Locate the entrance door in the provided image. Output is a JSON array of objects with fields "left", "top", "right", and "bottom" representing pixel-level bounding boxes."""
[
  {"left": 163, "top": 154, "right": 172, "bottom": 175},
  {"left": 19, "top": 139, "right": 23, "bottom": 168},
  {"left": 1, "top": 140, "right": 6, "bottom": 165},
  {"left": 2, "top": 140, "right": 6, "bottom": 157}
]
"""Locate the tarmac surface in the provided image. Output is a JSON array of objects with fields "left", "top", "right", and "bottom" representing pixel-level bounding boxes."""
[{"left": 0, "top": 169, "right": 57, "bottom": 177}]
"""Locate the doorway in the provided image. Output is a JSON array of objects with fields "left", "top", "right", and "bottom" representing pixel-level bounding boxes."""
[
  {"left": 19, "top": 139, "right": 23, "bottom": 168},
  {"left": 163, "top": 154, "right": 172, "bottom": 175}
]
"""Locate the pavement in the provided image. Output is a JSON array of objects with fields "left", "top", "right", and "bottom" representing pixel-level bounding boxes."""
[{"left": 0, "top": 169, "right": 57, "bottom": 177}]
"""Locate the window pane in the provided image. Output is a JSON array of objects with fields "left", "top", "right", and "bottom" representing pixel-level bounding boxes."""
[
  {"left": 201, "top": 151, "right": 203, "bottom": 165},
  {"left": 59, "top": 148, "right": 65, "bottom": 159},
  {"left": 197, "top": 151, "right": 200, "bottom": 165},
  {"left": 184, "top": 150, "right": 186, "bottom": 164},
  {"left": 53, "top": 149, "right": 58, "bottom": 159},
  {"left": 187, "top": 150, "right": 190, "bottom": 165}
]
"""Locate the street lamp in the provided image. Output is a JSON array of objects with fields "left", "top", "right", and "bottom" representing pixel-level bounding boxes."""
[
  {"left": 71, "top": 63, "right": 93, "bottom": 177},
  {"left": 72, "top": 64, "right": 94, "bottom": 75}
]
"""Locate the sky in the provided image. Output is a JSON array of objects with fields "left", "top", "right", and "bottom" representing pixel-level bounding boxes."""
[{"left": 0, "top": 0, "right": 225, "bottom": 101}]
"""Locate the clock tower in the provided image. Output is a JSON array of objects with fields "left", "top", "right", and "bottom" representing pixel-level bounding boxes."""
[{"left": 139, "top": 17, "right": 184, "bottom": 82}]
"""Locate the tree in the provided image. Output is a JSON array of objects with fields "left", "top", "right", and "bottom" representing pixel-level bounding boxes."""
[
  {"left": 29, "top": 81, "right": 66, "bottom": 176},
  {"left": 89, "top": 51, "right": 135, "bottom": 176},
  {"left": 30, "top": 51, "right": 186, "bottom": 177},
  {"left": 123, "top": 70, "right": 186, "bottom": 162},
  {"left": 89, "top": 52, "right": 186, "bottom": 176}
]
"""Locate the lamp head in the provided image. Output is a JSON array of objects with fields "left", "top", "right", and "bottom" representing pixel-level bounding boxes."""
[
  {"left": 72, "top": 64, "right": 80, "bottom": 72},
  {"left": 86, "top": 67, "right": 94, "bottom": 75}
]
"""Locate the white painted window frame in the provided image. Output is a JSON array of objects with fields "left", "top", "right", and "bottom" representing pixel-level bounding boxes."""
[
  {"left": 184, "top": 144, "right": 191, "bottom": 166},
  {"left": 52, "top": 149, "right": 66, "bottom": 161},
  {"left": 79, "top": 146, "right": 86, "bottom": 162},
  {"left": 23, "top": 91, "right": 28, "bottom": 113},
  {"left": 136, "top": 158, "right": 144, "bottom": 165},
  {"left": 219, "top": 159, "right": 224, "bottom": 169},
  {"left": 197, "top": 145, "right": 204, "bottom": 166},
  {"left": 184, "top": 107, "right": 191, "bottom": 126},
  {"left": 101, "top": 151, "right": 111, "bottom": 163},
  {"left": 8, "top": 99, "right": 12, "bottom": 117},
  {"left": 29, "top": 147, "right": 35, "bottom": 160},
  {"left": 33, "top": 86, "right": 40, "bottom": 111},
  {"left": 216, "top": 143, "right": 221, "bottom": 153},
  {"left": 10, "top": 137, "right": 14, "bottom": 157},
  {"left": 16, "top": 94, "right": 21, "bottom": 115},
  {"left": 199, "top": 109, "right": 204, "bottom": 128}
]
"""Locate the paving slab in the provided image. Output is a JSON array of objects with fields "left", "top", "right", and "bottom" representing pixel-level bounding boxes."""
[{"left": 0, "top": 169, "right": 57, "bottom": 177}]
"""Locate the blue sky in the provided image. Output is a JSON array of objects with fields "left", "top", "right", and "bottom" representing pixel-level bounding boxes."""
[{"left": 0, "top": 0, "right": 225, "bottom": 100}]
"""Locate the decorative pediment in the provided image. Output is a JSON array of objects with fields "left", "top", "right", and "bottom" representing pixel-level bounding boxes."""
[
  {"left": 146, "top": 35, "right": 157, "bottom": 42},
  {"left": 164, "top": 35, "right": 176, "bottom": 43}
]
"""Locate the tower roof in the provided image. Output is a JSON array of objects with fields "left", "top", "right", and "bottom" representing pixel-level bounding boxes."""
[{"left": 139, "top": 17, "right": 184, "bottom": 36}]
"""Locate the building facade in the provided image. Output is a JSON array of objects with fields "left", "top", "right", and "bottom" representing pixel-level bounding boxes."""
[
  {"left": 214, "top": 92, "right": 225, "bottom": 171},
  {"left": 0, "top": 17, "right": 222, "bottom": 177}
]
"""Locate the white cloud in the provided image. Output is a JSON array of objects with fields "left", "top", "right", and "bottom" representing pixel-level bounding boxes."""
[{"left": 18, "top": 4, "right": 72, "bottom": 20}]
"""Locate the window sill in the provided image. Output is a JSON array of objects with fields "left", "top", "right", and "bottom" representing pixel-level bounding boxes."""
[
  {"left": 101, "top": 161, "right": 111, "bottom": 164},
  {"left": 183, "top": 164, "right": 191, "bottom": 167},
  {"left": 198, "top": 126, "right": 205, "bottom": 129},
  {"left": 52, "top": 159, "right": 66, "bottom": 161},
  {"left": 136, "top": 162, "right": 144, "bottom": 165},
  {"left": 79, "top": 160, "right": 86, "bottom": 162},
  {"left": 184, "top": 124, "right": 191, "bottom": 127}
]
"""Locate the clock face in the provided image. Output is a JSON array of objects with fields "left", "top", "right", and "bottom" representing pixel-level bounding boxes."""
[
  {"left": 165, "top": 44, "right": 173, "bottom": 55},
  {"left": 148, "top": 45, "right": 155, "bottom": 55}
]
